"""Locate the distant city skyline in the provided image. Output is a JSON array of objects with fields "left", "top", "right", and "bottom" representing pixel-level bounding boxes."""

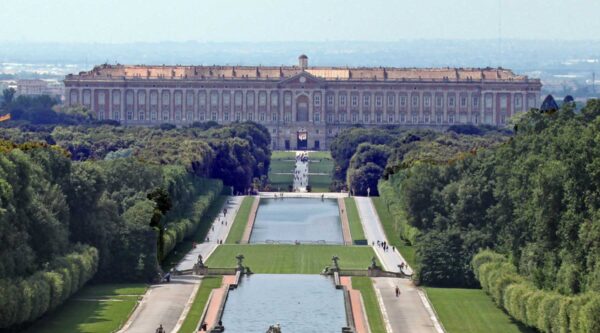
[{"left": 2, "top": 0, "right": 600, "bottom": 43}]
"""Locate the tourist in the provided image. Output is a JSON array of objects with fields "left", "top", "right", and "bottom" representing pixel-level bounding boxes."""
[
  {"left": 156, "top": 324, "right": 165, "bottom": 333},
  {"left": 395, "top": 286, "right": 401, "bottom": 297}
]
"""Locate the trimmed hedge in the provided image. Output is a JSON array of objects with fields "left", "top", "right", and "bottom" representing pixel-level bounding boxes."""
[
  {"left": 0, "top": 245, "right": 99, "bottom": 328},
  {"left": 161, "top": 178, "right": 223, "bottom": 260},
  {"left": 378, "top": 180, "right": 420, "bottom": 245},
  {"left": 472, "top": 250, "right": 600, "bottom": 333}
]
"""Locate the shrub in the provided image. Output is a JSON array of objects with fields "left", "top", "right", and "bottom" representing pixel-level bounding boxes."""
[
  {"left": 0, "top": 245, "right": 98, "bottom": 328},
  {"left": 472, "top": 250, "right": 600, "bottom": 333}
]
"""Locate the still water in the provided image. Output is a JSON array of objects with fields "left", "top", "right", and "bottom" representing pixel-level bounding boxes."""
[
  {"left": 221, "top": 274, "right": 346, "bottom": 333},
  {"left": 250, "top": 198, "right": 343, "bottom": 244}
]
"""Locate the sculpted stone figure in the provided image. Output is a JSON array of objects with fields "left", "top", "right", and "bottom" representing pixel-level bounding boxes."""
[{"left": 332, "top": 255, "right": 340, "bottom": 270}]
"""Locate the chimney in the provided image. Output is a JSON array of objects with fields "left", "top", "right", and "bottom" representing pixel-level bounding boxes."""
[{"left": 298, "top": 54, "right": 308, "bottom": 69}]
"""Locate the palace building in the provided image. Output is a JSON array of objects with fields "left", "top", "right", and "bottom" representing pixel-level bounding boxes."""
[{"left": 64, "top": 55, "right": 541, "bottom": 150}]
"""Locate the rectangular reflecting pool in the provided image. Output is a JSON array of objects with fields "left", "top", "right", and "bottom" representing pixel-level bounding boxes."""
[
  {"left": 221, "top": 274, "right": 346, "bottom": 332},
  {"left": 250, "top": 198, "right": 343, "bottom": 244}
]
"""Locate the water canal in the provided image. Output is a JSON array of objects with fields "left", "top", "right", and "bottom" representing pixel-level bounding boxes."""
[
  {"left": 220, "top": 274, "right": 346, "bottom": 332},
  {"left": 249, "top": 198, "right": 343, "bottom": 244}
]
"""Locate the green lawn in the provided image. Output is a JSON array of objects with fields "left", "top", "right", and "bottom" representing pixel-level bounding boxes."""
[
  {"left": 344, "top": 197, "right": 366, "bottom": 242},
  {"left": 309, "top": 158, "right": 334, "bottom": 174},
  {"left": 352, "top": 277, "right": 386, "bottom": 333},
  {"left": 371, "top": 197, "right": 416, "bottom": 268},
  {"left": 177, "top": 276, "right": 223, "bottom": 333},
  {"left": 309, "top": 151, "right": 333, "bottom": 160},
  {"left": 268, "top": 152, "right": 296, "bottom": 191},
  {"left": 308, "top": 151, "right": 333, "bottom": 192},
  {"left": 225, "top": 196, "right": 254, "bottom": 244},
  {"left": 269, "top": 160, "right": 296, "bottom": 173},
  {"left": 425, "top": 288, "right": 535, "bottom": 333},
  {"left": 161, "top": 195, "right": 228, "bottom": 271},
  {"left": 268, "top": 173, "right": 294, "bottom": 191},
  {"left": 271, "top": 151, "right": 296, "bottom": 159},
  {"left": 24, "top": 284, "right": 147, "bottom": 333},
  {"left": 309, "top": 174, "right": 333, "bottom": 192},
  {"left": 206, "top": 244, "right": 376, "bottom": 274}
]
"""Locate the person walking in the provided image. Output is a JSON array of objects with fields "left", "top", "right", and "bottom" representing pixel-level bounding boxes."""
[{"left": 395, "top": 286, "right": 401, "bottom": 297}]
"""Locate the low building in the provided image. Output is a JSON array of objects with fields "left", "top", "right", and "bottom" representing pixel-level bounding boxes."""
[
  {"left": 64, "top": 55, "right": 541, "bottom": 150},
  {"left": 16, "top": 79, "right": 64, "bottom": 99}
]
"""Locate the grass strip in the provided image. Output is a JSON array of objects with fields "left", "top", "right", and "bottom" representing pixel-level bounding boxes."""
[
  {"left": 371, "top": 197, "right": 416, "bottom": 268},
  {"left": 351, "top": 277, "right": 386, "bottom": 333},
  {"left": 344, "top": 198, "right": 366, "bottom": 242},
  {"left": 424, "top": 287, "right": 535, "bottom": 333},
  {"left": 271, "top": 151, "right": 297, "bottom": 159},
  {"left": 308, "top": 174, "right": 332, "bottom": 192},
  {"left": 24, "top": 284, "right": 147, "bottom": 333},
  {"left": 177, "top": 276, "right": 223, "bottom": 333},
  {"left": 225, "top": 196, "right": 254, "bottom": 244},
  {"left": 309, "top": 151, "right": 333, "bottom": 160},
  {"left": 206, "top": 244, "right": 376, "bottom": 274}
]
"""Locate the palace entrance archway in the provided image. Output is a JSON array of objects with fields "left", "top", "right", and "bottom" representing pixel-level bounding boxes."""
[{"left": 297, "top": 129, "right": 308, "bottom": 150}]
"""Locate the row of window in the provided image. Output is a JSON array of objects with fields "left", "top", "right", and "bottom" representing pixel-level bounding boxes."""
[
  {"left": 72, "top": 89, "right": 536, "bottom": 112},
  {"left": 99, "top": 109, "right": 509, "bottom": 125}
]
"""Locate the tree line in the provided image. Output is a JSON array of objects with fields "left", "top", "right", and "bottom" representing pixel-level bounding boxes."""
[
  {"left": 0, "top": 106, "right": 272, "bottom": 330},
  {"left": 376, "top": 101, "right": 600, "bottom": 332},
  {"left": 328, "top": 101, "right": 600, "bottom": 331},
  {"left": 329, "top": 124, "right": 507, "bottom": 195}
]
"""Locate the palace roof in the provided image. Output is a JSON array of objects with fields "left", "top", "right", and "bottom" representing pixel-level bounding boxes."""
[{"left": 66, "top": 63, "right": 535, "bottom": 83}]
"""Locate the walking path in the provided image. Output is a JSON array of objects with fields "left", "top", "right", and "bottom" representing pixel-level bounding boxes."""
[
  {"left": 293, "top": 151, "right": 309, "bottom": 192},
  {"left": 354, "top": 196, "right": 443, "bottom": 333},
  {"left": 119, "top": 196, "right": 244, "bottom": 333}
]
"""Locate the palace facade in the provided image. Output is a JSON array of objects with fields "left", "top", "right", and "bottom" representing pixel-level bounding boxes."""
[{"left": 64, "top": 55, "right": 541, "bottom": 150}]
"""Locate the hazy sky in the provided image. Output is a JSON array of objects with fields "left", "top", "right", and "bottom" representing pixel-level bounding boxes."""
[{"left": 3, "top": 0, "right": 600, "bottom": 43}]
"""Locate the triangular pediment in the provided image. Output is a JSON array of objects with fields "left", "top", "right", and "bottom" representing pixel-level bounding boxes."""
[{"left": 278, "top": 71, "right": 325, "bottom": 87}]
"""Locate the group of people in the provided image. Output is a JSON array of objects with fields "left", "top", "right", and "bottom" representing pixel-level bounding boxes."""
[
  {"left": 293, "top": 152, "right": 309, "bottom": 191},
  {"left": 296, "top": 152, "right": 309, "bottom": 163},
  {"left": 374, "top": 240, "right": 394, "bottom": 253},
  {"left": 204, "top": 206, "right": 232, "bottom": 244}
]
